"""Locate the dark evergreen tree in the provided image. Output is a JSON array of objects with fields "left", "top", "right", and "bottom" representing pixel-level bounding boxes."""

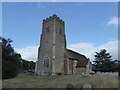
[{"left": 93, "top": 49, "right": 115, "bottom": 72}]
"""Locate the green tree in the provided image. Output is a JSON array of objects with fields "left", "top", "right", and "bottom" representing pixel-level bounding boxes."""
[
  {"left": 1, "top": 37, "right": 21, "bottom": 79},
  {"left": 118, "top": 62, "right": 120, "bottom": 76},
  {"left": 93, "top": 49, "right": 115, "bottom": 72},
  {"left": 20, "top": 59, "right": 35, "bottom": 72},
  {"left": 29, "top": 61, "right": 35, "bottom": 70}
]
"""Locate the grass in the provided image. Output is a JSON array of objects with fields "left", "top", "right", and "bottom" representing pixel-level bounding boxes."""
[{"left": 2, "top": 73, "right": 118, "bottom": 88}]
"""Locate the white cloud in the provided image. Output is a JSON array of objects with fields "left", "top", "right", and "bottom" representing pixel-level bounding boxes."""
[
  {"left": 68, "top": 43, "right": 94, "bottom": 54},
  {"left": 68, "top": 40, "right": 118, "bottom": 62},
  {"left": 15, "top": 41, "right": 118, "bottom": 62},
  {"left": 15, "top": 46, "right": 38, "bottom": 61},
  {"left": 107, "top": 17, "right": 118, "bottom": 28}
]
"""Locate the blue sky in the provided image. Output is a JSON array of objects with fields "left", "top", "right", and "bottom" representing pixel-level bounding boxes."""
[{"left": 2, "top": 2, "right": 118, "bottom": 61}]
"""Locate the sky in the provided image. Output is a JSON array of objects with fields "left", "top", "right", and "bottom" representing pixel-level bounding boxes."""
[{"left": 2, "top": 2, "right": 118, "bottom": 61}]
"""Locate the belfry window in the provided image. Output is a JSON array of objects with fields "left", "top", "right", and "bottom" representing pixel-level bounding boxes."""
[
  {"left": 59, "top": 28, "right": 62, "bottom": 34},
  {"left": 44, "top": 59, "right": 49, "bottom": 67},
  {"left": 46, "top": 26, "right": 49, "bottom": 33}
]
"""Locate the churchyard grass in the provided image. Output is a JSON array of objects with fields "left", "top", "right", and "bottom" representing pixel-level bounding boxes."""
[{"left": 2, "top": 73, "right": 118, "bottom": 88}]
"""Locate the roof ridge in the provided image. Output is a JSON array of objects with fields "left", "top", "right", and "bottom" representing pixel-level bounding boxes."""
[{"left": 66, "top": 49, "right": 85, "bottom": 57}]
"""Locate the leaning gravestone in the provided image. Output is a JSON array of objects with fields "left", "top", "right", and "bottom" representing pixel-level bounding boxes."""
[{"left": 83, "top": 84, "right": 92, "bottom": 90}]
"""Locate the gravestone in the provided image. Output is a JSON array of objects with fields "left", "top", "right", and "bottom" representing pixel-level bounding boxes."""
[
  {"left": 83, "top": 84, "right": 92, "bottom": 90},
  {"left": 66, "top": 83, "right": 74, "bottom": 90}
]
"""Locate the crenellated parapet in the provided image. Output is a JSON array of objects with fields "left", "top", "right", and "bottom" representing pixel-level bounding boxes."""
[{"left": 43, "top": 14, "right": 64, "bottom": 25}]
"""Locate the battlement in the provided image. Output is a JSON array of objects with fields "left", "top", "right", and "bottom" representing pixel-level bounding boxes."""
[{"left": 43, "top": 14, "right": 64, "bottom": 25}]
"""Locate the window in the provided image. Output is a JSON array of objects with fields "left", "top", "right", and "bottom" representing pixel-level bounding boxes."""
[
  {"left": 44, "top": 59, "right": 49, "bottom": 67},
  {"left": 59, "top": 28, "right": 62, "bottom": 34},
  {"left": 46, "top": 26, "right": 49, "bottom": 33}
]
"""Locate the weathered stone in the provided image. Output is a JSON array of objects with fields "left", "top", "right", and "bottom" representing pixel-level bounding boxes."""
[
  {"left": 83, "top": 84, "right": 92, "bottom": 90},
  {"left": 35, "top": 14, "right": 66, "bottom": 75},
  {"left": 66, "top": 83, "right": 74, "bottom": 89},
  {"left": 35, "top": 14, "right": 92, "bottom": 75}
]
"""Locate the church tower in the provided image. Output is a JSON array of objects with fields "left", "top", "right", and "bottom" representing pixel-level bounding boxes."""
[{"left": 35, "top": 14, "right": 66, "bottom": 75}]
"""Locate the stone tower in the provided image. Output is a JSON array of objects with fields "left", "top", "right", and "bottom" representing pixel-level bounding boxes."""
[{"left": 35, "top": 14, "right": 66, "bottom": 75}]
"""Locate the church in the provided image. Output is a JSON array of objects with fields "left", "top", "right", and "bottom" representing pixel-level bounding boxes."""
[{"left": 35, "top": 14, "right": 92, "bottom": 75}]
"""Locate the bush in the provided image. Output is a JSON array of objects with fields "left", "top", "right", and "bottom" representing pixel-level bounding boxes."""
[{"left": 1, "top": 37, "right": 21, "bottom": 79}]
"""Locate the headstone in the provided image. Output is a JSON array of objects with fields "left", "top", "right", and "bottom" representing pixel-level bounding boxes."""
[
  {"left": 66, "top": 83, "right": 74, "bottom": 90},
  {"left": 96, "top": 71, "right": 100, "bottom": 74},
  {"left": 83, "top": 84, "right": 92, "bottom": 90}
]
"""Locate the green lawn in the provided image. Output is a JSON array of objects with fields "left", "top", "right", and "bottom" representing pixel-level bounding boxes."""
[{"left": 2, "top": 73, "right": 118, "bottom": 88}]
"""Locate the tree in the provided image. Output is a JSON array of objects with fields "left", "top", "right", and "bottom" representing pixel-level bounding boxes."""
[
  {"left": 19, "top": 59, "right": 35, "bottom": 72},
  {"left": 93, "top": 49, "right": 115, "bottom": 72},
  {"left": 1, "top": 37, "right": 22, "bottom": 79},
  {"left": 29, "top": 61, "right": 35, "bottom": 70},
  {"left": 118, "top": 62, "right": 120, "bottom": 76}
]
